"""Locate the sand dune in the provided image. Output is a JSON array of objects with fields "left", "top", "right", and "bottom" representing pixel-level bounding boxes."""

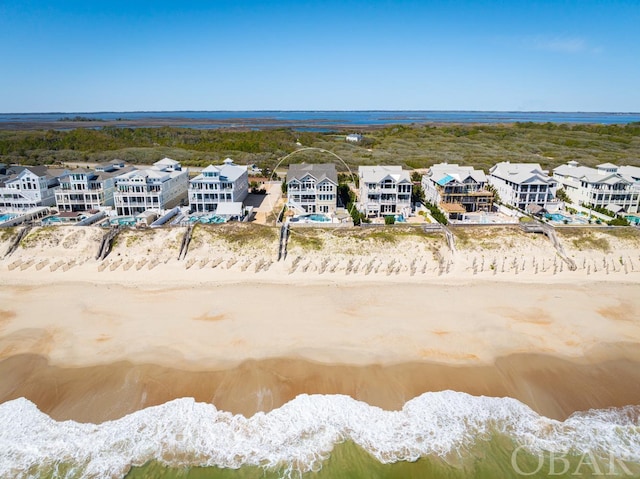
[{"left": 1, "top": 224, "right": 639, "bottom": 283}]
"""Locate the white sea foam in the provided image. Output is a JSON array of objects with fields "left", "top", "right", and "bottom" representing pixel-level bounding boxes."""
[{"left": 0, "top": 391, "right": 639, "bottom": 478}]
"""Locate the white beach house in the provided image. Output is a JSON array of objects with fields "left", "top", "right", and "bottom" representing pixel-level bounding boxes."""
[
  {"left": 552, "top": 161, "right": 640, "bottom": 213},
  {"left": 55, "top": 162, "right": 134, "bottom": 212},
  {"left": 113, "top": 158, "right": 188, "bottom": 216},
  {"left": 422, "top": 163, "right": 494, "bottom": 219},
  {"left": 188, "top": 159, "right": 249, "bottom": 213},
  {"left": 358, "top": 165, "right": 412, "bottom": 218},
  {"left": 286, "top": 163, "right": 338, "bottom": 214},
  {"left": 488, "top": 162, "right": 558, "bottom": 211},
  {"left": 0, "top": 165, "right": 63, "bottom": 210}
]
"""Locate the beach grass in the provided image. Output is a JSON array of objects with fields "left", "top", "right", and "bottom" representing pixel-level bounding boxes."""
[
  {"left": 19, "top": 226, "right": 57, "bottom": 248},
  {"left": 0, "top": 227, "right": 16, "bottom": 243}
]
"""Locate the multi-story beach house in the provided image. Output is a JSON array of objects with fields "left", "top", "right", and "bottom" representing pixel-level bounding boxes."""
[
  {"left": 188, "top": 159, "right": 249, "bottom": 213},
  {"left": 113, "top": 158, "right": 188, "bottom": 216},
  {"left": 358, "top": 165, "right": 412, "bottom": 218},
  {"left": 0, "top": 165, "right": 63, "bottom": 210},
  {"left": 286, "top": 163, "right": 338, "bottom": 214},
  {"left": 488, "top": 162, "right": 558, "bottom": 211},
  {"left": 422, "top": 163, "right": 493, "bottom": 219},
  {"left": 552, "top": 161, "right": 640, "bottom": 213},
  {"left": 55, "top": 162, "right": 134, "bottom": 212}
]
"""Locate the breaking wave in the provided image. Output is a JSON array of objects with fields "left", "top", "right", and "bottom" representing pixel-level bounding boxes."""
[{"left": 1, "top": 391, "right": 639, "bottom": 478}]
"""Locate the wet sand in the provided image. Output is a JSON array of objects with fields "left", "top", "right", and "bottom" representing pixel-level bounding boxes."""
[{"left": 2, "top": 349, "right": 640, "bottom": 423}]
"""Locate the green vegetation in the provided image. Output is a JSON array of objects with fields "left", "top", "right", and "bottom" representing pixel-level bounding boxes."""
[
  {"left": 193, "top": 223, "right": 278, "bottom": 248},
  {"left": 2, "top": 122, "right": 640, "bottom": 172},
  {"left": 0, "top": 227, "right": 16, "bottom": 243},
  {"left": 572, "top": 236, "right": 611, "bottom": 252},
  {"left": 411, "top": 183, "right": 426, "bottom": 204},
  {"left": 289, "top": 230, "right": 324, "bottom": 250},
  {"left": 555, "top": 188, "right": 572, "bottom": 204},
  {"left": 599, "top": 227, "right": 640, "bottom": 241},
  {"left": 558, "top": 229, "right": 612, "bottom": 252},
  {"left": 125, "top": 233, "right": 142, "bottom": 247},
  {"left": 19, "top": 227, "right": 56, "bottom": 248},
  {"left": 424, "top": 201, "right": 448, "bottom": 225},
  {"left": 583, "top": 204, "right": 616, "bottom": 218},
  {"left": 608, "top": 217, "right": 630, "bottom": 226},
  {"left": 384, "top": 215, "right": 395, "bottom": 225},
  {"left": 338, "top": 183, "right": 367, "bottom": 226},
  {"left": 579, "top": 203, "right": 630, "bottom": 225}
]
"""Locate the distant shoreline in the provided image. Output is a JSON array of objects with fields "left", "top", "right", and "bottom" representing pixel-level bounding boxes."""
[{"left": 1, "top": 110, "right": 639, "bottom": 130}]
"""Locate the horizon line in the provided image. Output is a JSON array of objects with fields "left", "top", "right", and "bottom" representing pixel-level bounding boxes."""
[{"left": 2, "top": 110, "right": 640, "bottom": 115}]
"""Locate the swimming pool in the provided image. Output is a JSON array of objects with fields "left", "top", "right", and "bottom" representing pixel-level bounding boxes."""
[
  {"left": 0, "top": 213, "right": 17, "bottom": 223},
  {"left": 545, "top": 213, "right": 589, "bottom": 224},
  {"left": 626, "top": 215, "right": 640, "bottom": 225},
  {"left": 545, "top": 213, "right": 572, "bottom": 223},
  {"left": 189, "top": 215, "right": 226, "bottom": 224},
  {"left": 109, "top": 216, "right": 137, "bottom": 227},
  {"left": 306, "top": 214, "right": 331, "bottom": 222},
  {"left": 395, "top": 214, "right": 406, "bottom": 223},
  {"left": 42, "top": 216, "right": 63, "bottom": 225}
]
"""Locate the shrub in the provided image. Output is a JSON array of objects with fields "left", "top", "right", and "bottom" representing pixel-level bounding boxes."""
[
  {"left": 424, "top": 201, "right": 448, "bottom": 225},
  {"left": 384, "top": 215, "right": 395, "bottom": 225},
  {"left": 607, "top": 217, "right": 630, "bottom": 226}
]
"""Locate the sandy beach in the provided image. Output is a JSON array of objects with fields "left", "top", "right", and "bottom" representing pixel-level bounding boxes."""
[{"left": 1, "top": 224, "right": 640, "bottom": 425}]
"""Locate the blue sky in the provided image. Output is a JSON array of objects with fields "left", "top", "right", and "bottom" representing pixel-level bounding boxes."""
[{"left": 1, "top": 0, "right": 639, "bottom": 112}]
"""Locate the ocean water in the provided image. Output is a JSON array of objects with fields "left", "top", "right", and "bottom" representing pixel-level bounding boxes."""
[
  {"left": 1, "top": 110, "right": 640, "bottom": 128},
  {"left": 1, "top": 391, "right": 639, "bottom": 479}
]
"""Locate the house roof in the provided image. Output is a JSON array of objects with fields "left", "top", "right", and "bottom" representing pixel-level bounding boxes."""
[
  {"left": 526, "top": 204, "right": 545, "bottom": 214},
  {"left": 1, "top": 165, "right": 65, "bottom": 184},
  {"left": 154, "top": 157, "right": 180, "bottom": 167},
  {"left": 216, "top": 202, "right": 243, "bottom": 216},
  {"left": 4, "top": 165, "right": 49, "bottom": 178},
  {"left": 618, "top": 165, "right": 640, "bottom": 182},
  {"left": 358, "top": 165, "right": 411, "bottom": 184},
  {"left": 428, "top": 163, "right": 487, "bottom": 185},
  {"left": 436, "top": 174, "right": 455, "bottom": 186},
  {"left": 192, "top": 163, "right": 247, "bottom": 183},
  {"left": 597, "top": 162, "right": 619, "bottom": 170},
  {"left": 115, "top": 167, "right": 180, "bottom": 183},
  {"left": 440, "top": 202, "right": 466, "bottom": 213},
  {"left": 606, "top": 203, "right": 625, "bottom": 213},
  {"left": 554, "top": 162, "right": 630, "bottom": 185},
  {"left": 287, "top": 163, "right": 338, "bottom": 184},
  {"left": 490, "top": 162, "right": 554, "bottom": 185}
]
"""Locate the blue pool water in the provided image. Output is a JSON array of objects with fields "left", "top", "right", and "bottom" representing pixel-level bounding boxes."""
[
  {"left": 41, "top": 216, "right": 63, "bottom": 225},
  {"left": 545, "top": 213, "right": 591, "bottom": 224},
  {"left": 189, "top": 215, "right": 226, "bottom": 224},
  {"left": 109, "top": 216, "right": 136, "bottom": 227},
  {"left": 305, "top": 214, "right": 331, "bottom": 222},
  {"left": 545, "top": 213, "right": 571, "bottom": 222},
  {"left": 626, "top": 215, "right": 640, "bottom": 225},
  {"left": 0, "top": 213, "right": 17, "bottom": 223},
  {"left": 395, "top": 214, "right": 406, "bottom": 223}
]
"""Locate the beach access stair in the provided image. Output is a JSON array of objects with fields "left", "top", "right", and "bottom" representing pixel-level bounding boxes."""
[
  {"left": 442, "top": 225, "right": 456, "bottom": 253},
  {"left": 3, "top": 225, "right": 32, "bottom": 258},
  {"left": 286, "top": 199, "right": 307, "bottom": 215},
  {"left": 277, "top": 223, "right": 290, "bottom": 261},
  {"left": 422, "top": 223, "right": 456, "bottom": 253},
  {"left": 520, "top": 222, "right": 577, "bottom": 271},
  {"left": 178, "top": 223, "right": 194, "bottom": 260},
  {"left": 96, "top": 226, "right": 119, "bottom": 261}
]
